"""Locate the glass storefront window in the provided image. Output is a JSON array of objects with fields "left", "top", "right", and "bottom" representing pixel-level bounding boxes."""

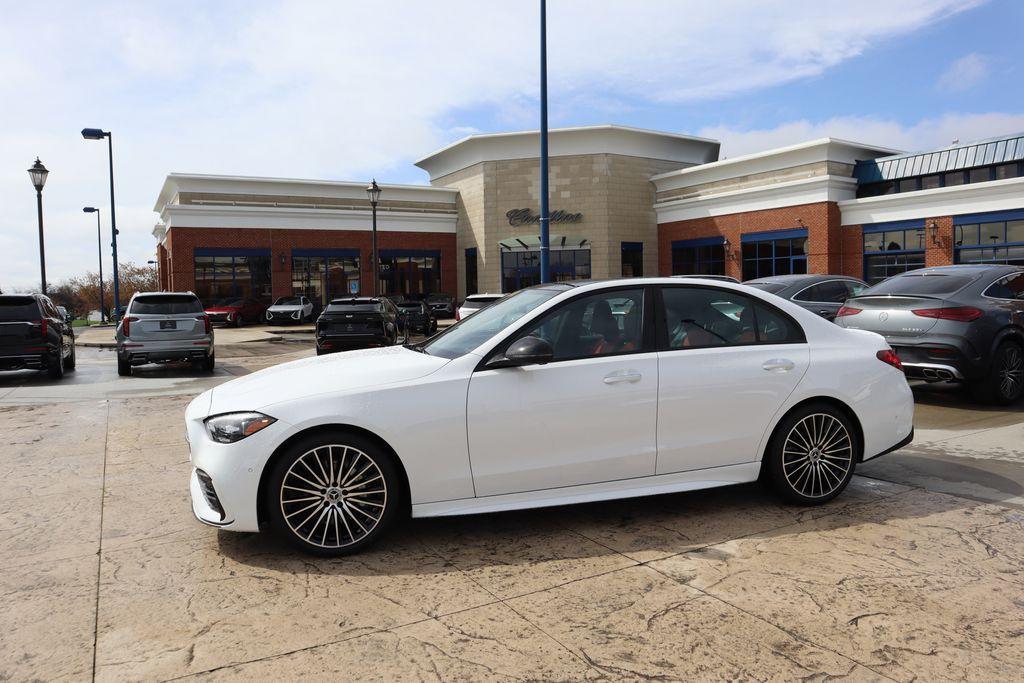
[
  {"left": 292, "top": 253, "right": 360, "bottom": 307},
  {"left": 671, "top": 241, "right": 725, "bottom": 275},
  {"left": 955, "top": 217, "right": 1024, "bottom": 267},
  {"left": 741, "top": 236, "right": 807, "bottom": 280},
  {"left": 862, "top": 226, "right": 926, "bottom": 284},
  {"left": 500, "top": 248, "right": 590, "bottom": 292},
  {"left": 193, "top": 251, "right": 272, "bottom": 305},
  {"left": 378, "top": 250, "right": 441, "bottom": 297}
]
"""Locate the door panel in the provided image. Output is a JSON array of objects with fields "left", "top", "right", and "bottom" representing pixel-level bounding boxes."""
[
  {"left": 656, "top": 344, "right": 808, "bottom": 473},
  {"left": 467, "top": 354, "right": 659, "bottom": 496}
]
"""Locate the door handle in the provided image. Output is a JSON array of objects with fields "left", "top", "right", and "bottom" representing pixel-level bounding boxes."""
[
  {"left": 603, "top": 370, "right": 642, "bottom": 384},
  {"left": 762, "top": 359, "right": 795, "bottom": 372}
]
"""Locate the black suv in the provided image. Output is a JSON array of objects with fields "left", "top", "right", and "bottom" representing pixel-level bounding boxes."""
[
  {"left": 315, "top": 297, "right": 403, "bottom": 355},
  {"left": 397, "top": 300, "right": 438, "bottom": 335},
  {"left": 0, "top": 294, "right": 76, "bottom": 379}
]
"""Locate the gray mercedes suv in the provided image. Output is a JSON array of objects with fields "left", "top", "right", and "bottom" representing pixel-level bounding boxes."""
[
  {"left": 836, "top": 265, "right": 1024, "bottom": 403},
  {"left": 116, "top": 292, "right": 214, "bottom": 376}
]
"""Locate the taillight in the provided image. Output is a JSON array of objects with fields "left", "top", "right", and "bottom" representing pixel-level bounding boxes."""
[
  {"left": 198, "top": 314, "right": 212, "bottom": 334},
  {"left": 39, "top": 318, "right": 48, "bottom": 337},
  {"left": 911, "top": 306, "right": 983, "bottom": 322},
  {"left": 122, "top": 316, "right": 139, "bottom": 337},
  {"left": 836, "top": 306, "right": 861, "bottom": 317},
  {"left": 876, "top": 349, "right": 903, "bottom": 372}
]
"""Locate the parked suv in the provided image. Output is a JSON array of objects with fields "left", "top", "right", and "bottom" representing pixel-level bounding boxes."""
[
  {"left": 746, "top": 274, "right": 868, "bottom": 321},
  {"left": 456, "top": 293, "right": 503, "bottom": 320},
  {"left": 315, "top": 297, "right": 403, "bottom": 354},
  {"left": 397, "top": 300, "right": 438, "bottom": 335},
  {"left": 0, "top": 294, "right": 76, "bottom": 379},
  {"left": 116, "top": 292, "right": 214, "bottom": 376},
  {"left": 427, "top": 293, "right": 456, "bottom": 318},
  {"left": 836, "top": 265, "right": 1024, "bottom": 403}
]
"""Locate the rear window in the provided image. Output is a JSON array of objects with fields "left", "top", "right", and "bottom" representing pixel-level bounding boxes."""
[
  {"left": 326, "top": 301, "right": 381, "bottom": 313},
  {"left": 745, "top": 282, "right": 787, "bottom": 294},
  {"left": 0, "top": 297, "right": 41, "bottom": 321},
  {"left": 867, "top": 274, "right": 975, "bottom": 296},
  {"left": 130, "top": 295, "right": 203, "bottom": 315}
]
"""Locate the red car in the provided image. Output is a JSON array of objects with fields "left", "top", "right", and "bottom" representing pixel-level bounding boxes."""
[{"left": 204, "top": 298, "right": 267, "bottom": 327}]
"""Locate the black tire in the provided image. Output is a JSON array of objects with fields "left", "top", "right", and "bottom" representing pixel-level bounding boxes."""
[
  {"left": 46, "top": 351, "right": 64, "bottom": 380},
  {"left": 234, "top": 315, "right": 243, "bottom": 328},
  {"left": 764, "top": 402, "right": 858, "bottom": 505},
  {"left": 117, "top": 355, "right": 132, "bottom": 377},
  {"left": 975, "top": 341, "right": 1024, "bottom": 405},
  {"left": 201, "top": 352, "right": 215, "bottom": 373},
  {"left": 265, "top": 431, "right": 403, "bottom": 556},
  {"left": 65, "top": 340, "right": 76, "bottom": 370}
]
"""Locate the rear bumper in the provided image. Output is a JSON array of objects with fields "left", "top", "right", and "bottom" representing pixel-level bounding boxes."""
[
  {"left": 888, "top": 337, "right": 987, "bottom": 382},
  {"left": 863, "top": 427, "right": 914, "bottom": 462},
  {"left": 118, "top": 338, "right": 213, "bottom": 364},
  {"left": 317, "top": 333, "right": 390, "bottom": 351},
  {"left": 0, "top": 352, "right": 53, "bottom": 371}
]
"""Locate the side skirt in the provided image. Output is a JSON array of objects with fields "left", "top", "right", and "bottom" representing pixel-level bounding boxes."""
[{"left": 411, "top": 462, "right": 762, "bottom": 518}]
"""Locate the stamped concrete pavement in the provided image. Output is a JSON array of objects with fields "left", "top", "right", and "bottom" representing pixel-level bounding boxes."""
[{"left": 0, "top": 351, "right": 1022, "bottom": 681}]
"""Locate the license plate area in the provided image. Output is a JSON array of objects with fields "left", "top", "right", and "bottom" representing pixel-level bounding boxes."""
[{"left": 160, "top": 320, "right": 177, "bottom": 330}]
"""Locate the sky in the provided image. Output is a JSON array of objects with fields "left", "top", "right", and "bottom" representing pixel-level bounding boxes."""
[{"left": 1, "top": 0, "right": 1022, "bottom": 291}]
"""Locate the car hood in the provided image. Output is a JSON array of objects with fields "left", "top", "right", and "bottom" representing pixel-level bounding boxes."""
[
  {"left": 206, "top": 345, "right": 449, "bottom": 415},
  {"left": 268, "top": 305, "right": 303, "bottom": 312}
]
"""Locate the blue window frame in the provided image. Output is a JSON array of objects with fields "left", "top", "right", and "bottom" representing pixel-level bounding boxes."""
[
  {"left": 954, "top": 210, "right": 1024, "bottom": 266},
  {"left": 862, "top": 220, "right": 926, "bottom": 284},
  {"left": 671, "top": 237, "right": 725, "bottom": 276},
  {"left": 741, "top": 230, "right": 807, "bottom": 280}
]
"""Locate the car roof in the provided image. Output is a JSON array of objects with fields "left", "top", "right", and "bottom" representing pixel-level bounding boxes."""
[
  {"left": 745, "top": 274, "right": 858, "bottom": 285},
  {"left": 465, "top": 293, "right": 505, "bottom": 300},
  {"left": 906, "top": 264, "right": 1022, "bottom": 275}
]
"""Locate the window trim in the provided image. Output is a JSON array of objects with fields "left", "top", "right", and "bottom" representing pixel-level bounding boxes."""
[
  {"left": 654, "top": 284, "right": 807, "bottom": 353},
  {"left": 475, "top": 284, "right": 657, "bottom": 371},
  {"left": 791, "top": 279, "right": 866, "bottom": 305}
]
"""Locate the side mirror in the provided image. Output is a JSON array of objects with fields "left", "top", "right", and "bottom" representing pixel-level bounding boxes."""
[{"left": 489, "top": 335, "right": 554, "bottom": 368}]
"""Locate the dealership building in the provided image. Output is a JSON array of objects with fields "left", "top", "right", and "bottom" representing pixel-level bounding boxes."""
[{"left": 153, "top": 126, "right": 1024, "bottom": 305}]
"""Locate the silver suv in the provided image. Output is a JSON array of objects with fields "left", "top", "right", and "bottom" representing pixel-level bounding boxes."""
[{"left": 116, "top": 292, "right": 214, "bottom": 376}]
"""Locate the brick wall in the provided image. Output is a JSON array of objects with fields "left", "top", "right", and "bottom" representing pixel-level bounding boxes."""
[
  {"left": 925, "top": 216, "right": 954, "bottom": 267},
  {"left": 164, "top": 227, "right": 456, "bottom": 298},
  {"left": 657, "top": 201, "right": 843, "bottom": 280}
]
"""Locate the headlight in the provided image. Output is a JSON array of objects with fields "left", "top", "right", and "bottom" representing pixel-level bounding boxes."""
[{"left": 204, "top": 412, "right": 276, "bottom": 444}]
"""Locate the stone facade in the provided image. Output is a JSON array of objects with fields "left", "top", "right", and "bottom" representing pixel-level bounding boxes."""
[{"left": 435, "top": 153, "right": 683, "bottom": 297}]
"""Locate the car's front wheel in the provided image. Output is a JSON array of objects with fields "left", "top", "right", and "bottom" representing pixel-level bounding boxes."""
[
  {"left": 764, "top": 403, "right": 858, "bottom": 505},
  {"left": 265, "top": 431, "right": 402, "bottom": 556}
]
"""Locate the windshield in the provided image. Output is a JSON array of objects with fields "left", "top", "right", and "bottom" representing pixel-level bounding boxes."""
[
  {"left": 421, "top": 288, "right": 563, "bottom": 359},
  {"left": 274, "top": 297, "right": 302, "bottom": 306},
  {"left": 866, "top": 273, "right": 975, "bottom": 296},
  {"left": 745, "top": 282, "right": 787, "bottom": 294}
]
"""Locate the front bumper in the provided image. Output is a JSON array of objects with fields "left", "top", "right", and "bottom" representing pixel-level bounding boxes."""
[
  {"left": 266, "top": 309, "right": 303, "bottom": 323},
  {"left": 119, "top": 338, "right": 213, "bottom": 364},
  {"left": 186, "top": 406, "right": 288, "bottom": 532},
  {"left": 316, "top": 333, "right": 390, "bottom": 351}
]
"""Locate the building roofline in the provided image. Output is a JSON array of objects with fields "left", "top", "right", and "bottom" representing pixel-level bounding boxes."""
[{"left": 650, "top": 137, "right": 903, "bottom": 182}]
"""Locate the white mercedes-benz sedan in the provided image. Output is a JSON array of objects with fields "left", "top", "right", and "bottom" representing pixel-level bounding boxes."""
[{"left": 185, "top": 278, "right": 914, "bottom": 555}]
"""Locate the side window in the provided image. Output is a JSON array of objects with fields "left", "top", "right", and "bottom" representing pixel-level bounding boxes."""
[
  {"left": 516, "top": 288, "right": 645, "bottom": 361},
  {"left": 986, "top": 274, "right": 1024, "bottom": 300},
  {"left": 661, "top": 287, "right": 804, "bottom": 349},
  {"left": 845, "top": 281, "right": 868, "bottom": 297},
  {"left": 752, "top": 301, "right": 805, "bottom": 343},
  {"left": 1007, "top": 274, "right": 1024, "bottom": 300},
  {"left": 795, "top": 281, "right": 848, "bottom": 303}
]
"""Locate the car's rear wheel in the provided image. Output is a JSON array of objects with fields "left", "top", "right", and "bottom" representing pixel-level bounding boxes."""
[
  {"left": 201, "top": 351, "right": 215, "bottom": 373},
  {"left": 65, "top": 340, "right": 76, "bottom": 370},
  {"left": 117, "top": 354, "right": 131, "bottom": 377},
  {"left": 46, "top": 350, "right": 64, "bottom": 380},
  {"left": 765, "top": 403, "right": 857, "bottom": 505},
  {"left": 266, "top": 432, "right": 402, "bottom": 556},
  {"left": 979, "top": 341, "right": 1024, "bottom": 405}
]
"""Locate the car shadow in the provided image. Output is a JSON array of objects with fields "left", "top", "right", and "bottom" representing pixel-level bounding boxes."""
[{"left": 215, "top": 474, "right": 1001, "bottom": 577}]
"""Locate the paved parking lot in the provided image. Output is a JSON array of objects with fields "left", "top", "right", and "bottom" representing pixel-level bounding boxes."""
[{"left": 1, "top": 344, "right": 1022, "bottom": 681}]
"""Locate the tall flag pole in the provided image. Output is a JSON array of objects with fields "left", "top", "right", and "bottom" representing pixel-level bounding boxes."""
[{"left": 539, "top": 0, "right": 551, "bottom": 283}]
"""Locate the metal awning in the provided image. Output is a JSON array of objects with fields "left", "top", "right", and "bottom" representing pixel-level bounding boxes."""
[
  {"left": 498, "top": 234, "right": 590, "bottom": 250},
  {"left": 854, "top": 133, "right": 1024, "bottom": 184}
]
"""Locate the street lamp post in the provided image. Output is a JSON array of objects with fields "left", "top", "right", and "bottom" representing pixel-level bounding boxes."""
[
  {"left": 82, "top": 128, "right": 121, "bottom": 318},
  {"left": 83, "top": 207, "right": 105, "bottom": 322},
  {"left": 27, "top": 158, "right": 49, "bottom": 294},
  {"left": 366, "top": 179, "right": 382, "bottom": 296}
]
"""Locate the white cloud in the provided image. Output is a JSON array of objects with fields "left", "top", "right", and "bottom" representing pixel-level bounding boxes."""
[
  {"left": 699, "top": 112, "right": 1024, "bottom": 158},
  {"left": 0, "top": 0, "right": 988, "bottom": 289},
  {"left": 937, "top": 53, "right": 990, "bottom": 92}
]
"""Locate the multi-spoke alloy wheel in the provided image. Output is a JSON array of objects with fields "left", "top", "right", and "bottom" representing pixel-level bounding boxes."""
[
  {"left": 267, "top": 433, "right": 400, "bottom": 555},
  {"left": 766, "top": 405, "right": 858, "bottom": 505},
  {"left": 997, "top": 344, "right": 1023, "bottom": 403}
]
